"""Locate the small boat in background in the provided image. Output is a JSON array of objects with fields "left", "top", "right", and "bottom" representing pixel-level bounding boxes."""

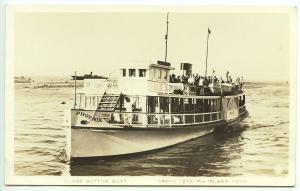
[
  {"left": 14, "top": 76, "right": 33, "bottom": 83},
  {"left": 71, "top": 72, "right": 107, "bottom": 80}
]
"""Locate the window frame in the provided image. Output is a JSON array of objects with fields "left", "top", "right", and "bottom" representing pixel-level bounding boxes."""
[
  {"left": 139, "top": 69, "right": 147, "bottom": 77},
  {"left": 129, "top": 69, "right": 136, "bottom": 77}
]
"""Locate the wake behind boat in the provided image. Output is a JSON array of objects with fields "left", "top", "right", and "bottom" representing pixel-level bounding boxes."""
[{"left": 66, "top": 13, "right": 248, "bottom": 159}]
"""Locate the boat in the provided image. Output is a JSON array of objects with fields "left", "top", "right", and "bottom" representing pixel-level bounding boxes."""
[
  {"left": 66, "top": 14, "right": 248, "bottom": 159},
  {"left": 71, "top": 72, "right": 107, "bottom": 80},
  {"left": 14, "top": 76, "right": 33, "bottom": 83}
]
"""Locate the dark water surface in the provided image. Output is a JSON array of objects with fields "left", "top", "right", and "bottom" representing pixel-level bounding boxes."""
[{"left": 14, "top": 81, "right": 289, "bottom": 176}]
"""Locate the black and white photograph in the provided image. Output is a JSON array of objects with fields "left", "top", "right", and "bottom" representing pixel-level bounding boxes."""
[{"left": 4, "top": 5, "right": 296, "bottom": 186}]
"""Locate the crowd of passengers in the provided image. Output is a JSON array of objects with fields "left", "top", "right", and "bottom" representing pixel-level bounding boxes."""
[
  {"left": 169, "top": 71, "right": 244, "bottom": 88},
  {"left": 169, "top": 71, "right": 244, "bottom": 96}
]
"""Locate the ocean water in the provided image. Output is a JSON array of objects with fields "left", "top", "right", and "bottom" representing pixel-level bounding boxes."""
[{"left": 14, "top": 80, "right": 290, "bottom": 176}]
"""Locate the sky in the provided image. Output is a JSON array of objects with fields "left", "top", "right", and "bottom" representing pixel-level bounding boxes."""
[{"left": 14, "top": 9, "right": 294, "bottom": 81}]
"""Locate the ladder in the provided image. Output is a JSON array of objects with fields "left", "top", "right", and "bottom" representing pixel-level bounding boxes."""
[{"left": 97, "top": 93, "right": 121, "bottom": 112}]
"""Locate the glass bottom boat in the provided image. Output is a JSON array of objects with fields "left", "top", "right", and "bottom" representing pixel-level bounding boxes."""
[{"left": 66, "top": 61, "right": 248, "bottom": 159}]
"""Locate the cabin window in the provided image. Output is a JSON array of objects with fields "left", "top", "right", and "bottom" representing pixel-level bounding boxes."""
[
  {"left": 162, "top": 70, "right": 167, "bottom": 80},
  {"left": 147, "top": 96, "right": 158, "bottom": 113},
  {"left": 129, "top": 69, "right": 136, "bottom": 77},
  {"left": 122, "top": 69, "right": 126, "bottom": 77},
  {"left": 211, "top": 100, "right": 215, "bottom": 112},
  {"left": 153, "top": 69, "right": 157, "bottom": 80},
  {"left": 184, "top": 98, "right": 194, "bottom": 113},
  {"left": 161, "top": 70, "right": 165, "bottom": 80},
  {"left": 159, "top": 69, "right": 162, "bottom": 79},
  {"left": 195, "top": 98, "right": 203, "bottom": 113},
  {"left": 171, "top": 98, "right": 183, "bottom": 113},
  {"left": 215, "top": 99, "right": 221, "bottom": 111},
  {"left": 149, "top": 69, "right": 154, "bottom": 80},
  {"left": 159, "top": 97, "right": 169, "bottom": 113},
  {"left": 139, "top": 69, "right": 146, "bottom": 77},
  {"left": 203, "top": 99, "right": 210, "bottom": 113}
]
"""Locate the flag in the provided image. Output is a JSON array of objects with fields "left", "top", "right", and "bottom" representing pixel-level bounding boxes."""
[{"left": 208, "top": 27, "right": 211, "bottom": 34}]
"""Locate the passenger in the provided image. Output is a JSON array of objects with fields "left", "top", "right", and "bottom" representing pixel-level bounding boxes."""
[
  {"left": 124, "top": 97, "right": 132, "bottom": 124},
  {"left": 212, "top": 69, "right": 215, "bottom": 76},
  {"left": 113, "top": 113, "right": 121, "bottom": 123},
  {"left": 236, "top": 77, "right": 241, "bottom": 88},
  {"left": 213, "top": 75, "right": 218, "bottom": 83},
  {"left": 205, "top": 77, "right": 210, "bottom": 86},
  {"left": 240, "top": 76, "right": 244, "bottom": 88},
  {"left": 171, "top": 74, "right": 176, "bottom": 83},
  {"left": 229, "top": 75, "right": 233, "bottom": 83},
  {"left": 188, "top": 75, "right": 195, "bottom": 85},
  {"left": 220, "top": 77, "right": 225, "bottom": 83},
  {"left": 192, "top": 74, "right": 196, "bottom": 83},
  {"left": 198, "top": 77, "right": 204, "bottom": 95},
  {"left": 226, "top": 71, "right": 230, "bottom": 82},
  {"left": 182, "top": 75, "right": 188, "bottom": 84},
  {"left": 199, "top": 76, "right": 204, "bottom": 86},
  {"left": 209, "top": 76, "right": 213, "bottom": 84},
  {"left": 195, "top": 74, "right": 199, "bottom": 86}
]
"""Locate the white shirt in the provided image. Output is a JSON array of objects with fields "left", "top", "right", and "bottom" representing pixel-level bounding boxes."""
[
  {"left": 188, "top": 77, "right": 194, "bottom": 84},
  {"left": 199, "top": 78, "right": 204, "bottom": 86}
]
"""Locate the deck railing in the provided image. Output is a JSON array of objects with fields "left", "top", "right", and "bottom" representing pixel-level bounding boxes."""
[
  {"left": 74, "top": 92, "right": 224, "bottom": 109},
  {"left": 73, "top": 93, "right": 246, "bottom": 127},
  {"left": 167, "top": 83, "right": 184, "bottom": 94},
  {"left": 79, "top": 111, "right": 223, "bottom": 128}
]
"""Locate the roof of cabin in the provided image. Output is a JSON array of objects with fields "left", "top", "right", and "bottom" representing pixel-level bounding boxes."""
[{"left": 149, "top": 63, "right": 174, "bottom": 70}]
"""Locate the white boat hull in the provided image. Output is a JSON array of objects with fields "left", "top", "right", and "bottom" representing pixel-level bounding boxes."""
[{"left": 70, "top": 124, "right": 219, "bottom": 158}]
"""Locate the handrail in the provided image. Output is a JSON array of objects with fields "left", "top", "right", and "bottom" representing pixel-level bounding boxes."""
[
  {"left": 75, "top": 92, "right": 224, "bottom": 99},
  {"left": 73, "top": 109, "right": 222, "bottom": 115},
  {"left": 74, "top": 110, "right": 223, "bottom": 127}
]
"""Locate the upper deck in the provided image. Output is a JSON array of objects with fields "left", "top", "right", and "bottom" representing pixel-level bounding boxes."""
[
  {"left": 72, "top": 63, "right": 246, "bottom": 127},
  {"left": 82, "top": 61, "right": 244, "bottom": 98}
]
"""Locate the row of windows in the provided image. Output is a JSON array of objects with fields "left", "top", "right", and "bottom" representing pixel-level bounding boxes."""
[
  {"left": 121, "top": 68, "right": 170, "bottom": 81},
  {"left": 149, "top": 68, "right": 168, "bottom": 81},
  {"left": 147, "top": 97, "right": 222, "bottom": 114},
  {"left": 122, "top": 69, "right": 147, "bottom": 77}
]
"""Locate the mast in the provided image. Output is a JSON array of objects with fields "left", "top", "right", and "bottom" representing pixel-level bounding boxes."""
[
  {"left": 164, "top": 13, "right": 169, "bottom": 63},
  {"left": 205, "top": 27, "right": 211, "bottom": 77}
]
